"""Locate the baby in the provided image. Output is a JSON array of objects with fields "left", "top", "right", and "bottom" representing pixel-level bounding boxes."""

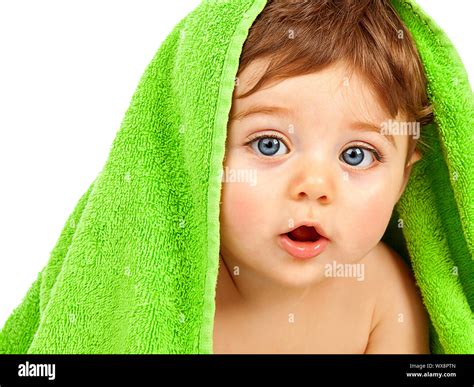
[{"left": 213, "top": 0, "right": 431, "bottom": 354}]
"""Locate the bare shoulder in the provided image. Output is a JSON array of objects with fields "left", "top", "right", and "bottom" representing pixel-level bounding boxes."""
[{"left": 363, "top": 242, "right": 430, "bottom": 354}]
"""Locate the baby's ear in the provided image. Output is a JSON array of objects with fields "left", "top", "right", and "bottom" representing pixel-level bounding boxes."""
[
  {"left": 396, "top": 149, "right": 421, "bottom": 202},
  {"left": 406, "top": 149, "right": 421, "bottom": 167}
]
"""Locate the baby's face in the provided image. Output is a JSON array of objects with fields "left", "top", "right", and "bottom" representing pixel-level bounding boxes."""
[{"left": 220, "top": 59, "right": 417, "bottom": 288}]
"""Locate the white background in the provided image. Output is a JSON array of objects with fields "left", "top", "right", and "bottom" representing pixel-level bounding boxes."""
[{"left": 0, "top": 0, "right": 472, "bottom": 328}]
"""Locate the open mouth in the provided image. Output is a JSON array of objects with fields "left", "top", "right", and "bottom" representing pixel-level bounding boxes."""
[{"left": 286, "top": 225, "right": 321, "bottom": 242}]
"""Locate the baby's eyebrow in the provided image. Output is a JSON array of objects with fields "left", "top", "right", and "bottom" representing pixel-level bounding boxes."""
[
  {"left": 350, "top": 121, "right": 397, "bottom": 148},
  {"left": 231, "top": 104, "right": 397, "bottom": 148},
  {"left": 230, "top": 104, "right": 290, "bottom": 121}
]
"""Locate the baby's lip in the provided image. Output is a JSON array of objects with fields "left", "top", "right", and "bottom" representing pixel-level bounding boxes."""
[{"left": 283, "top": 221, "right": 330, "bottom": 241}]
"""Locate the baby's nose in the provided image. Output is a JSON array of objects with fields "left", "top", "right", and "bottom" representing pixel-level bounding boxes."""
[{"left": 289, "top": 161, "right": 334, "bottom": 204}]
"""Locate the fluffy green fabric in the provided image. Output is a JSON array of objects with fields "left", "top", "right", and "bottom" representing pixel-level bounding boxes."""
[
  {"left": 389, "top": 0, "right": 474, "bottom": 354},
  {"left": 0, "top": 0, "right": 472, "bottom": 354}
]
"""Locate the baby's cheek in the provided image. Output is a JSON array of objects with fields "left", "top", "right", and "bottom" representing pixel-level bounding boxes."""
[
  {"left": 358, "top": 196, "right": 393, "bottom": 235},
  {"left": 220, "top": 182, "right": 264, "bottom": 239},
  {"left": 341, "top": 179, "right": 396, "bottom": 254}
]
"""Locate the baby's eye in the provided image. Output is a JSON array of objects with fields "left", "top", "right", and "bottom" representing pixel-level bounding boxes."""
[
  {"left": 340, "top": 146, "right": 380, "bottom": 168},
  {"left": 249, "top": 135, "right": 289, "bottom": 157}
]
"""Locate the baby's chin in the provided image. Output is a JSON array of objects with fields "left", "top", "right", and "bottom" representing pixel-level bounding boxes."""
[
  {"left": 269, "top": 243, "right": 381, "bottom": 288},
  {"left": 240, "top": 244, "right": 374, "bottom": 289},
  {"left": 277, "top": 265, "right": 330, "bottom": 289},
  {"left": 251, "top": 257, "right": 332, "bottom": 290}
]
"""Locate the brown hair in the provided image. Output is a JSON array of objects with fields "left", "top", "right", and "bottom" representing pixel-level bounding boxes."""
[{"left": 236, "top": 0, "right": 433, "bottom": 161}]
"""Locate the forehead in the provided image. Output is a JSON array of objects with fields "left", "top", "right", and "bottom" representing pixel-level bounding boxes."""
[
  {"left": 230, "top": 60, "right": 412, "bottom": 151},
  {"left": 232, "top": 59, "right": 390, "bottom": 125}
]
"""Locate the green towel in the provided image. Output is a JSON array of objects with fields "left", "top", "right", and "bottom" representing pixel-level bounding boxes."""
[{"left": 0, "top": 0, "right": 472, "bottom": 354}]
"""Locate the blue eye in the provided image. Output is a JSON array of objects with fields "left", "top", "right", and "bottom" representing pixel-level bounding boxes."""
[
  {"left": 249, "top": 135, "right": 289, "bottom": 157},
  {"left": 340, "top": 146, "right": 380, "bottom": 168}
]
